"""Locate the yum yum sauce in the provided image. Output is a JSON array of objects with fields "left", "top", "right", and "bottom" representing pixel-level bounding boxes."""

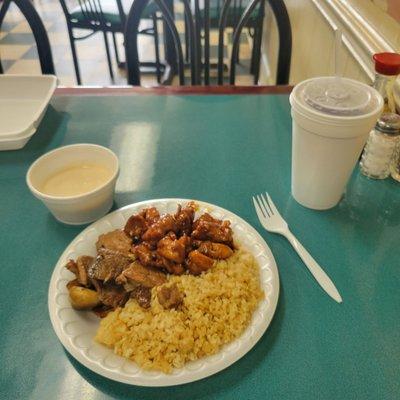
[{"left": 41, "top": 163, "right": 112, "bottom": 196}]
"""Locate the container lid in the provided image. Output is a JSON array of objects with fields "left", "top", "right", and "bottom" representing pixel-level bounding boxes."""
[
  {"left": 0, "top": 75, "right": 57, "bottom": 141},
  {"left": 375, "top": 113, "right": 400, "bottom": 135},
  {"left": 373, "top": 53, "right": 400, "bottom": 76},
  {"left": 290, "top": 76, "right": 383, "bottom": 122}
]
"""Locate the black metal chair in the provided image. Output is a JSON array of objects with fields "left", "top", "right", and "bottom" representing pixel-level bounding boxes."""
[
  {"left": 0, "top": 0, "right": 55, "bottom": 75},
  {"left": 125, "top": 0, "right": 291, "bottom": 86},
  {"left": 58, "top": 0, "right": 163, "bottom": 84},
  {"left": 195, "top": 0, "right": 265, "bottom": 76}
]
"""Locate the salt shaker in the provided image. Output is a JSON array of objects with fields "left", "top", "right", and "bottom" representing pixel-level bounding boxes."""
[
  {"left": 360, "top": 113, "right": 400, "bottom": 179},
  {"left": 390, "top": 143, "right": 400, "bottom": 182}
]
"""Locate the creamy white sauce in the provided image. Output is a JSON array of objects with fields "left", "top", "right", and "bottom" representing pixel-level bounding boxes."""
[{"left": 41, "top": 163, "right": 112, "bottom": 196}]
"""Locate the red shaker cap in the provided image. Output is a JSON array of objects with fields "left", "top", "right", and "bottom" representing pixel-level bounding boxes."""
[{"left": 373, "top": 52, "right": 400, "bottom": 75}]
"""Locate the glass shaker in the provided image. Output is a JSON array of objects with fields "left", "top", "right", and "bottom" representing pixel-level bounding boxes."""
[
  {"left": 391, "top": 143, "right": 400, "bottom": 182},
  {"left": 360, "top": 113, "right": 400, "bottom": 179}
]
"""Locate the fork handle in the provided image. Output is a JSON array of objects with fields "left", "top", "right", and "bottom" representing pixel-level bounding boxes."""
[{"left": 284, "top": 230, "right": 343, "bottom": 303}]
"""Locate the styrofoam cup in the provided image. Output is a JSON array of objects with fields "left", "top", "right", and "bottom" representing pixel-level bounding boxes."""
[
  {"left": 290, "top": 77, "right": 383, "bottom": 210},
  {"left": 26, "top": 144, "right": 119, "bottom": 224}
]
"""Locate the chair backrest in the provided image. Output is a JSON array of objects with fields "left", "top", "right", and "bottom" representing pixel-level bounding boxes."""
[
  {"left": 125, "top": 0, "right": 291, "bottom": 86},
  {"left": 59, "top": 0, "right": 126, "bottom": 28},
  {"left": 0, "top": 0, "right": 55, "bottom": 75}
]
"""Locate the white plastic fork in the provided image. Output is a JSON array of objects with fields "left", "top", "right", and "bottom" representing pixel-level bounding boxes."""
[{"left": 253, "top": 193, "right": 342, "bottom": 303}]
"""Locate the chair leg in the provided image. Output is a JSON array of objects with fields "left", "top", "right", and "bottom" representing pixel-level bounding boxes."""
[
  {"left": 235, "top": 27, "right": 247, "bottom": 65},
  {"left": 68, "top": 28, "right": 82, "bottom": 85},
  {"left": 251, "top": 24, "right": 262, "bottom": 84},
  {"left": 184, "top": 13, "right": 189, "bottom": 63},
  {"left": 152, "top": 14, "right": 161, "bottom": 84},
  {"left": 250, "top": 24, "right": 260, "bottom": 75},
  {"left": 250, "top": 33, "right": 256, "bottom": 74},
  {"left": 103, "top": 31, "right": 114, "bottom": 82},
  {"left": 112, "top": 32, "right": 120, "bottom": 65}
]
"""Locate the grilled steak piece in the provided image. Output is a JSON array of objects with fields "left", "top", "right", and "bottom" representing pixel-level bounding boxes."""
[
  {"left": 131, "top": 286, "right": 152, "bottom": 308},
  {"left": 157, "top": 284, "right": 184, "bottom": 309},
  {"left": 88, "top": 249, "right": 132, "bottom": 282},
  {"left": 66, "top": 260, "right": 79, "bottom": 278},
  {"left": 65, "top": 256, "right": 94, "bottom": 286},
  {"left": 76, "top": 255, "right": 94, "bottom": 286},
  {"left": 96, "top": 229, "right": 132, "bottom": 255},
  {"left": 116, "top": 262, "right": 167, "bottom": 289},
  {"left": 92, "top": 304, "right": 113, "bottom": 318},
  {"left": 98, "top": 283, "right": 129, "bottom": 309}
]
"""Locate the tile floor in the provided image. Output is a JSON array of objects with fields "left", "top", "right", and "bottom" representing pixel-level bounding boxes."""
[{"left": 0, "top": 0, "right": 255, "bottom": 86}]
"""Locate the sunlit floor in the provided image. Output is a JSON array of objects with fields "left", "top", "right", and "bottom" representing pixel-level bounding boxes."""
[{"left": 0, "top": 0, "right": 256, "bottom": 86}]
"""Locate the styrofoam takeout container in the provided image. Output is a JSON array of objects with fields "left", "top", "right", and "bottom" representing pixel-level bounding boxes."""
[{"left": 0, "top": 75, "right": 57, "bottom": 150}]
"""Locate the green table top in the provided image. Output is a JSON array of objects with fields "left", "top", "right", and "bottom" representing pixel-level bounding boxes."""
[{"left": 0, "top": 93, "right": 399, "bottom": 400}]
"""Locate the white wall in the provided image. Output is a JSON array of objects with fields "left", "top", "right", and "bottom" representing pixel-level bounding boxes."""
[{"left": 259, "top": 0, "right": 400, "bottom": 85}]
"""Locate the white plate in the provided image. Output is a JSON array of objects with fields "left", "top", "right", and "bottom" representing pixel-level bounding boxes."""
[{"left": 48, "top": 199, "right": 279, "bottom": 386}]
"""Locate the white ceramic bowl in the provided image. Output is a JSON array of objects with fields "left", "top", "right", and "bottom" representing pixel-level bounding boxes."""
[{"left": 26, "top": 144, "right": 119, "bottom": 225}]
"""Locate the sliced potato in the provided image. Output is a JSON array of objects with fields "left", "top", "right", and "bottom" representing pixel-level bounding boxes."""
[{"left": 68, "top": 286, "right": 100, "bottom": 310}]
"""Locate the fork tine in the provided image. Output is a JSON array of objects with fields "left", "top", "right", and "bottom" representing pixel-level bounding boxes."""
[
  {"left": 252, "top": 197, "right": 260, "bottom": 215},
  {"left": 260, "top": 193, "right": 273, "bottom": 216},
  {"left": 252, "top": 197, "right": 266, "bottom": 222},
  {"left": 257, "top": 194, "right": 270, "bottom": 217},
  {"left": 266, "top": 193, "right": 282, "bottom": 217},
  {"left": 253, "top": 196, "right": 267, "bottom": 217}
]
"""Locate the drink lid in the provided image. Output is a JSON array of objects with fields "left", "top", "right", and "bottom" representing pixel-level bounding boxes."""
[
  {"left": 303, "top": 78, "right": 371, "bottom": 116},
  {"left": 291, "top": 76, "right": 383, "bottom": 120}
]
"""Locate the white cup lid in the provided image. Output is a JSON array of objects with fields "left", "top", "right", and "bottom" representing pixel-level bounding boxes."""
[
  {"left": 303, "top": 78, "right": 372, "bottom": 116},
  {"left": 290, "top": 76, "right": 383, "bottom": 121}
]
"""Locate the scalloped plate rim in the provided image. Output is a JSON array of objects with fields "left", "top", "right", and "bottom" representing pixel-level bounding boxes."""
[{"left": 48, "top": 198, "right": 279, "bottom": 386}]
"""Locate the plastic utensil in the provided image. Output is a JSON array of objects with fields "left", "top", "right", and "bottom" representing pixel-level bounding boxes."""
[{"left": 253, "top": 193, "right": 342, "bottom": 303}]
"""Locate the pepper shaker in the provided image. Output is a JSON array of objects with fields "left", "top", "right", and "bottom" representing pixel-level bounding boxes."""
[{"left": 360, "top": 113, "right": 400, "bottom": 179}]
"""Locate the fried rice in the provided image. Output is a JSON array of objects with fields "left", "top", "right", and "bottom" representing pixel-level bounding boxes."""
[{"left": 95, "top": 248, "right": 263, "bottom": 373}]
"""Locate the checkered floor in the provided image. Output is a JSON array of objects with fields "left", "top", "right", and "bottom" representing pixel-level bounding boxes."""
[{"left": 0, "top": 0, "right": 255, "bottom": 86}]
